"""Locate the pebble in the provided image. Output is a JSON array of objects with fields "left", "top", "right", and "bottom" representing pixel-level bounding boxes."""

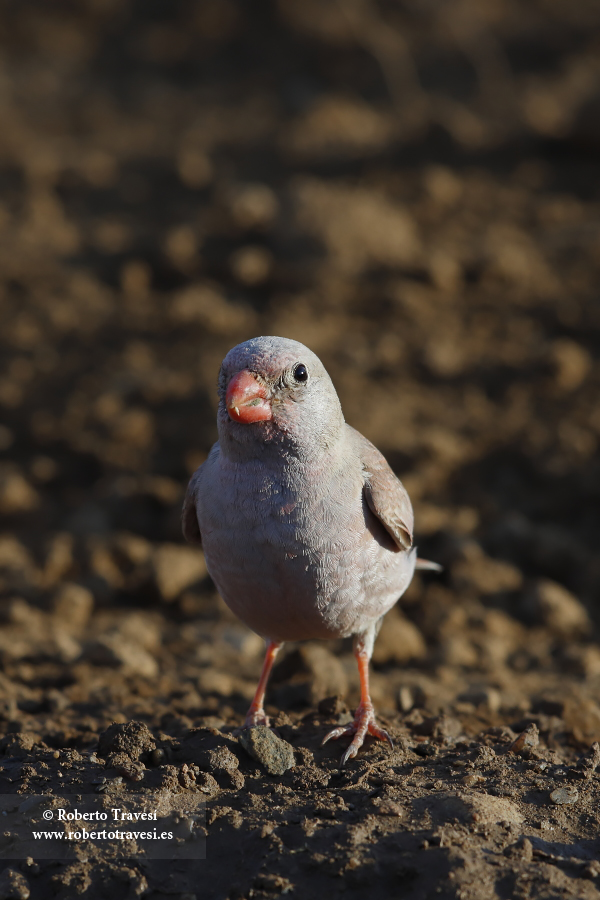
[
  {"left": 550, "top": 786, "right": 579, "bottom": 805},
  {"left": 578, "top": 741, "right": 600, "bottom": 777},
  {"left": 462, "top": 774, "right": 483, "bottom": 788},
  {"left": 508, "top": 723, "right": 539, "bottom": 755},
  {"left": 271, "top": 645, "right": 347, "bottom": 707},
  {"left": 86, "top": 634, "right": 158, "bottom": 678},
  {"left": 398, "top": 686, "right": 414, "bottom": 713},
  {"left": 153, "top": 544, "right": 207, "bottom": 601},
  {"left": 526, "top": 579, "right": 591, "bottom": 638},
  {"left": 150, "top": 748, "right": 166, "bottom": 766},
  {"left": 238, "top": 726, "right": 295, "bottom": 776},
  {"left": 52, "top": 583, "right": 94, "bottom": 633},
  {"left": 317, "top": 696, "right": 347, "bottom": 717},
  {"left": 457, "top": 687, "right": 501, "bottom": 714},
  {"left": 374, "top": 799, "right": 404, "bottom": 817},
  {"left": 371, "top": 613, "right": 426, "bottom": 665},
  {"left": 504, "top": 837, "right": 533, "bottom": 861}
]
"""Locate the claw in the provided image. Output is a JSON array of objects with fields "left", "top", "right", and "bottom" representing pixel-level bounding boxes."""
[
  {"left": 233, "top": 709, "right": 270, "bottom": 737},
  {"left": 235, "top": 640, "right": 282, "bottom": 736},
  {"left": 245, "top": 709, "right": 270, "bottom": 727},
  {"left": 321, "top": 704, "right": 393, "bottom": 766}
]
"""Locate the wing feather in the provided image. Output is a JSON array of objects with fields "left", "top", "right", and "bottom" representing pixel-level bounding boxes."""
[
  {"left": 348, "top": 426, "right": 413, "bottom": 552},
  {"left": 182, "top": 470, "right": 202, "bottom": 545}
]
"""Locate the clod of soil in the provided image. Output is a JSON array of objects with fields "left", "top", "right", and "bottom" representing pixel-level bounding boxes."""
[{"left": 97, "top": 721, "right": 156, "bottom": 761}]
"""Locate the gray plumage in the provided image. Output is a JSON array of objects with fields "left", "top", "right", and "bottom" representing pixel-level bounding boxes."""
[{"left": 183, "top": 336, "right": 417, "bottom": 645}]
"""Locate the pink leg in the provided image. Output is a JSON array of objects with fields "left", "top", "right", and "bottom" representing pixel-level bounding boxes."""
[
  {"left": 322, "top": 630, "right": 393, "bottom": 765},
  {"left": 244, "top": 640, "right": 282, "bottom": 727}
]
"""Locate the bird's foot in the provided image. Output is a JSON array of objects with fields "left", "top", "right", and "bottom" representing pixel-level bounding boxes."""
[
  {"left": 233, "top": 708, "right": 270, "bottom": 735},
  {"left": 321, "top": 703, "right": 393, "bottom": 766},
  {"left": 245, "top": 708, "right": 270, "bottom": 727}
]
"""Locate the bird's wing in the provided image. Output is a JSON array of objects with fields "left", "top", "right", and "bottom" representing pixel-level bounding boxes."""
[
  {"left": 348, "top": 425, "right": 413, "bottom": 552},
  {"left": 182, "top": 468, "right": 202, "bottom": 545}
]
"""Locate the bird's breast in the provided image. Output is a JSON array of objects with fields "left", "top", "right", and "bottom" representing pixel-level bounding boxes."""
[{"left": 196, "top": 455, "right": 408, "bottom": 642}]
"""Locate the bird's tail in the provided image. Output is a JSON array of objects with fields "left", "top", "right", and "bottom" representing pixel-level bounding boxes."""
[{"left": 415, "top": 557, "right": 443, "bottom": 572}]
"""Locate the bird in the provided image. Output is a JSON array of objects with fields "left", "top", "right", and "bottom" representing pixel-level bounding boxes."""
[{"left": 182, "top": 336, "right": 439, "bottom": 765}]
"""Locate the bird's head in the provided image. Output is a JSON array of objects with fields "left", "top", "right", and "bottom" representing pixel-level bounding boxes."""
[{"left": 217, "top": 336, "right": 344, "bottom": 457}]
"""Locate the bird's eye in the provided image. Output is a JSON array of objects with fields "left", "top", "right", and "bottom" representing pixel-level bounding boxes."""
[{"left": 293, "top": 363, "right": 308, "bottom": 383}]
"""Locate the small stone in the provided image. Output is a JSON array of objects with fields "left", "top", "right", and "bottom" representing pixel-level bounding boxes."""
[
  {"left": 551, "top": 339, "right": 592, "bottom": 391},
  {"left": 150, "top": 748, "right": 166, "bottom": 766},
  {"left": 52, "top": 583, "right": 94, "bottom": 633},
  {"left": 414, "top": 741, "right": 437, "bottom": 758},
  {"left": 371, "top": 613, "right": 426, "bottom": 665},
  {"left": 229, "top": 183, "right": 279, "bottom": 228},
  {"left": 578, "top": 742, "right": 600, "bottom": 778},
  {"left": 238, "top": 726, "right": 295, "bottom": 776},
  {"left": 457, "top": 687, "right": 501, "bottom": 714},
  {"left": 525, "top": 579, "right": 591, "bottom": 638},
  {"left": 230, "top": 245, "right": 273, "bottom": 285},
  {"left": 376, "top": 800, "right": 405, "bottom": 817},
  {"left": 154, "top": 544, "right": 207, "bottom": 601},
  {"left": 0, "top": 733, "right": 38, "bottom": 758},
  {"left": 550, "top": 786, "right": 579, "bottom": 805},
  {"left": 504, "top": 837, "right": 533, "bottom": 861},
  {"left": 439, "top": 635, "right": 478, "bottom": 668},
  {"left": 317, "top": 696, "right": 347, "bottom": 717},
  {"left": 462, "top": 774, "right": 483, "bottom": 788},
  {"left": 0, "top": 537, "right": 35, "bottom": 580},
  {"left": 196, "top": 669, "right": 234, "bottom": 696},
  {"left": 86, "top": 634, "right": 158, "bottom": 678},
  {"left": 412, "top": 715, "right": 461, "bottom": 741},
  {"left": 271, "top": 645, "right": 347, "bottom": 708},
  {"left": 583, "top": 862, "right": 600, "bottom": 880},
  {"left": 398, "top": 686, "right": 414, "bottom": 713},
  {"left": 452, "top": 541, "right": 523, "bottom": 594},
  {"left": 508, "top": 723, "right": 539, "bottom": 755},
  {"left": 0, "top": 867, "right": 30, "bottom": 900},
  {"left": 0, "top": 467, "right": 39, "bottom": 515}
]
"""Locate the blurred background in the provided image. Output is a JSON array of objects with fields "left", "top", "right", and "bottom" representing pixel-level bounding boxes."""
[{"left": 0, "top": 0, "right": 599, "bottom": 740}]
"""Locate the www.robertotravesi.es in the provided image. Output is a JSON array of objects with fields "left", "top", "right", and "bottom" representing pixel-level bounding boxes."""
[
  {"left": 0, "top": 794, "right": 206, "bottom": 859},
  {"left": 34, "top": 828, "right": 173, "bottom": 841},
  {"left": 33, "top": 807, "right": 173, "bottom": 841}
]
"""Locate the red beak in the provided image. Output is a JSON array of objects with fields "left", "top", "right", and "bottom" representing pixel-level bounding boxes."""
[{"left": 226, "top": 370, "right": 272, "bottom": 424}]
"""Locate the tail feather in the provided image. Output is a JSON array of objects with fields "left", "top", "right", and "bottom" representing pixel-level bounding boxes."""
[{"left": 415, "top": 557, "right": 443, "bottom": 573}]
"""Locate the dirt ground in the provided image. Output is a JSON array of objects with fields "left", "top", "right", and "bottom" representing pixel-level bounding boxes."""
[{"left": 0, "top": 0, "right": 600, "bottom": 897}]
